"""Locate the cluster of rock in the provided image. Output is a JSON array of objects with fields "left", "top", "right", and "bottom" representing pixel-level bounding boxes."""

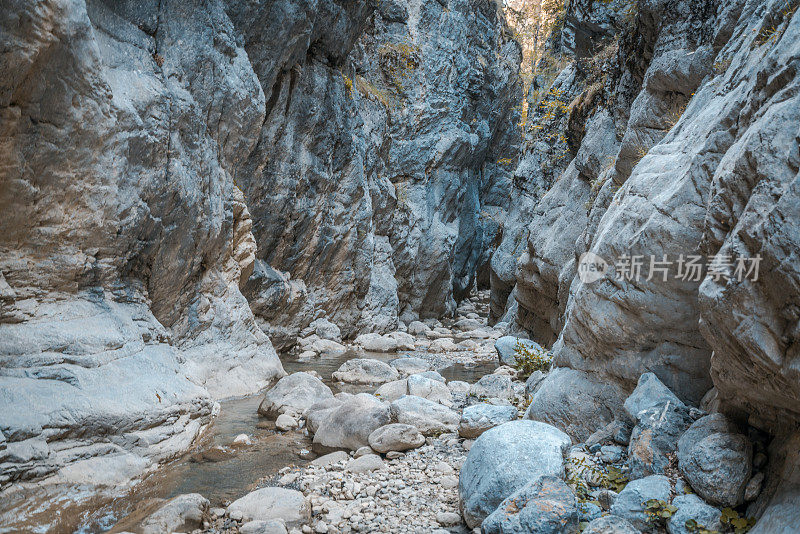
[{"left": 459, "top": 372, "right": 768, "bottom": 533}]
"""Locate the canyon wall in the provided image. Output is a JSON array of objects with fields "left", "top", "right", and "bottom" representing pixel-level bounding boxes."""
[{"left": 493, "top": 0, "right": 800, "bottom": 525}]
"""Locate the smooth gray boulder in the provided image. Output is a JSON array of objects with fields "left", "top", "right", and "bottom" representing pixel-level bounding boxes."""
[
  {"left": 458, "top": 404, "right": 518, "bottom": 439},
  {"left": 389, "top": 395, "right": 459, "bottom": 435},
  {"left": 311, "top": 318, "right": 341, "bottom": 342},
  {"left": 667, "top": 494, "right": 722, "bottom": 534},
  {"left": 582, "top": 515, "right": 641, "bottom": 534},
  {"left": 312, "top": 394, "right": 390, "bottom": 452},
  {"left": 624, "top": 373, "right": 686, "bottom": 421},
  {"left": 305, "top": 398, "right": 344, "bottom": 434},
  {"left": 373, "top": 379, "right": 409, "bottom": 402},
  {"left": 609, "top": 475, "right": 671, "bottom": 531},
  {"left": 481, "top": 475, "right": 579, "bottom": 534},
  {"left": 354, "top": 333, "right": 398, "bottom": 352},
  {"left": 227, "top": 487, "right": 309, "bottom": 526},
  {"left": 389, "top": 357, "right": 432, "bottom": 376},
  {"left": 494, "top": 336, "right": 544, "bottom": 366},
  {"left": 258, "top": 372, "right": 334, "bottom": 419},
  {"left": 368, "top": 424, "right": 425, "bottom": 453},
  {"left": 525, "top": 367, "right": 627, "bottom": 442},
  {"left": 240, "top": 519, "right": 288, "bottom": 534},
  {"left": 407, "top": 374, "right": 452, "bottom": 406},
  {"left": 140, "top": 493, "right": 209, "bottom": 534},
  {"left": 345, "top": 454, "right": 385, "bottom": 473},
  {"left": 468, "top": 374, "right": 514, "bottom": 400},
  {"left": 332, "top": 359, "right": 399, "bottom": 385},
  {"left": 677, "top": 413, "right": 752, "bottom": 507},
  {"left": 459, "top": 420, "right": 571, "bottom": 528}
]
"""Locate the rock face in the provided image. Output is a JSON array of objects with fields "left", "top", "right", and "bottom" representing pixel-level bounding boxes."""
[
  {"left": 459, "top": 420, "right": 571, "bottom": 528},
  {"left": 0, "top": 0, "right": 284, "bottom": 496}
]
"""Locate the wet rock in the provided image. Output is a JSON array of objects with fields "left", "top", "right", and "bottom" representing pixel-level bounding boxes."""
[
  {"left": 312, "top": 394, "right": 391, "bottom": 452},
  {"left": 259, "top": 372, "right": 334, "bottom": 419},
  {"left": 345, "top": 454, "right": 385, "bottom": 473},
  {"left": 354, "top": 333, "right": 398, "bottom": 353},
  {"left": 494, "top": 336, "right": 544, "bottom": 366},
  {"left": 227, "top": 487, "right": 310, "bottom": 526},
  {"left": 240, "top": 519, "right": 289, "bottom": 534},
  {"left": 582, "top": 515, "right": 641, "bottom": 534},
  {"left": 389, "top": 357, "right": 432, "bottom": 376},
  {"left": 368, "top": 423, "right": 425, "bottom": 453},
  {"left": 677, "top": 414, "right": 752, "bottom": 507},
  {"left": 389, "top": 395, "right": 459, "bottom": 435},
  {"left": 468, "top": 374, "right": 514, "bottom": 400},
  {"left": 140, "top": 493, "right": 209, "bottom": 534},
  {"left": 609, "top": 475, "right": 671, "bottom": 531},
  {"left": 233, "top": 434, "right": 252, "bottom": 446},
  {"left": 667, "top": 494, "right": 722, "bottom": 534},
  {"left": 458, "top": 404, "right": 518, "bottom": 439},
  {"left": 481, "top": 475, "right": 579, "bottom": 534},
  {"left": 459, "top": 420, "right": 571, "bottom": 528},
  {"left": 332, "top": 359, "right": 399, "bottom": 385},
  {"left": 525, "top": 368, "right": 627, "bottom": 442},
  {"left": 407, "top": 374, "right": 453, "bottom": 406}
]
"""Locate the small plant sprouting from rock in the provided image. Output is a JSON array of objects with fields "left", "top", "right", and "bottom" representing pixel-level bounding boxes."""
[
  {"left": 378, "top": 41, "right": 420, "bottom": 94},
  {"left": 342, "top": 74, "right": 354, "bottom": 99},
  {"left": 753, "top": 0, "right": 799, "bottom": 48},
  {"left": 643, "top": 498, "right": 678, "bottom": 527},
  {"left": 685, "top": 518, "right": 721, "bottom": 534},
  {"left": 512, "top": 341, "right": 552, "bottom": 377},
  {"left": 720, "top": 507, "right": 757, "bottom": 534}
]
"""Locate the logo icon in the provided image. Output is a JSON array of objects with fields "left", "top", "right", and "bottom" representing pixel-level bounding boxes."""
[{"left": 577, "top": 252, "right": 608, "bottom": 283}]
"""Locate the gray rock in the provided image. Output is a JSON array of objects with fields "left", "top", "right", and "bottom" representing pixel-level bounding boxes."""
[
  {"left": 354, "top": 333, "right": 399, "bottom": 353},
  {"left": 311, "top": 451, "right": 349, "bottom": 468},
  {"left": 367, "top": 423, "right": 425, "bottom": 453},
  {"left": 609, "top": 475, "right": 671, "bottom": 531},
  {"left": 345, "top": 454, "right": 385, "bottom": 473},
  {"left": 582, "top": 515, "right": 641, "bottom": 534},
  {"left": 667, "top": 494, "right": 722, "bottom": 534},
  {"left": 448, "top": 380, "right": 471, "bottom": 395},
  {"left": 332, "top": 359, "right": 399, "bottom": 385},
  {"left": 305, "top": 398, "right": 344, "bottom": 435},
  {"left": 227, "top": 487, "right": 309, "bottom": 526},
  {"left": 389, "top": 395, "right": 459, "bottom": 435},
  {"left": 624, "top": 373, "right": 686, "bottom": 422},
  {"left": 524, "top": 370, "right": 546, "bottom": 398},
  {"left": 677, "top": 414, "right": 752, "bottom": 507},
  {"left": 312, "top": 394, "right": 391, "bottom": 452},
  {"left": 240, "top": 519, "right": 289, "bottom": 534},
  {"left": 481, "top": 475, "right": 579, "bottom": 534},
  {"left": 407, "top": 374, "right": 452, "bottom": 406},
  {"left": 436, "top": 511, "right": 461, "bottom": 527},
  {"left": 494, "top": 336, "right": 544, "bottom": 366},
  {"left": 140, "top": 494, "right": 209, "bottom": 534},
  {"left": 458, "top": 404, "right": 518, "bottom": 439},
  {"left": 311, "top": 318, "right": 342, "bottom": 342},
  {"left": 525, "top": 368, "right": 627, "bottom": 442},
  {"left": 469, "top": 374, "right": 514, "bottom": 400},
  {"left": 389, "top": 357, "right": 432, "bottom": 376},
  {"left": 599, "top": 445, "right": 625, "bottom": 464},
  {"left": 628, "top": 401, "right": 692, "bottom": 479},
  {"left": 259, "top": 372, "right": 334, "bottom": 419},
  {"left": 459, "top": 420, "right": 571, "bottom": 528},
  {"left": 407, "top": 321, "right": 431, "bottom": 336},
  {"left": 373, "top": 379, "right": 409, "bottom": 402}
]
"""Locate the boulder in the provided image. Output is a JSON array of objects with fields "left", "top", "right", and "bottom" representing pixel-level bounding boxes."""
[
  {"left": 667, "top": 494, "right": 722, "bottom": 534},
  {"left": 458, "top": 404, "right": 518, "bottom": 439},
  {"left": 332, "top": 359, "right": 399, "bottom": 385},
  {"left": 448, "top": 381, "right": 471, "bottom": 395},
  {"left": 354, "top": 333, "right": 398, "bottom": 352},
  {"left": 468, "top": 374, "right": 514, "bottom": 400},
  {"left": 389, "top": 395, "right": 459, "bottom": 435},
  {"left": 407, "top": 374, "right": 453, "bottom": 406},
  {"left": 459, "top": 420, "right": 571, "bottom": 528},
  {"left": 582, "top": 515, "right": 641, "bottom": 534},
  {"left": 416, "top": 370, "right": 446, "bottom": 382},
  {"left": 481, "top": 475, "right": 579, "bottom": 534},
  {"left": 368, "top": 423, "right": 425, "bottom": 453},
  {"left": 628, "top": 401, "right": 692, "bottom": 479},
  {"left": 389, "top": 357, "right": 432, "bottom": 376},
  {"left": 407, "top": 321, "right": 431, "bottom": 335},
  {"left": 624, "top": 373, "right": 686, "bottom": 421},
  {"left": 305, "top": 398, "right": 344, "bottom": 434},
  {"left": 525, "top": 368, "right": 627, "bottom": 442},
  {"left": 140, "top": 494, "right": 209, "bottom": 534},
  {"left": 311, "top": 318, "right": 342, "bottom": 342},
  {"left": 312, "top": 393, "right": 391, "bottom": 452},
  {"left": 311, "top": 451, "right": 349, "bottom": 468},
  {"left": 677, "top": 414, "right": 752, "bottom": 507},
  {"left": 345, "top": 454, "right": 385, "bottom": 473},
  {"left": 386, "top": 331, "right": 415, "bottom": 350},
  {"left": 373, "top": 379, "right": 409, "bottom": 402},
  {"left": 609, "top": 475, "right": 671, "bottom": 530},
  {"left": 258, "top": 372, "right": 334, "bottom": 419},
  {"left": 309, "top": 339, "right": 347, "bottom": 354},
  {"left": 494, "top": 336, "right": 544, "bottom": 366},
  {"left": 525, "top": 370, "right": 546, "bottom": 397},
  {"left": 227, "top": 488, "right": 310, "bottom": 526},
  {"left": 275, "top": 414, "right": 298, "bottom": 431}
]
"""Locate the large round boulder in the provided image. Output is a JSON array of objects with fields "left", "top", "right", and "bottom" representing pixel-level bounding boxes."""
[
  {"left": 258, "top": 372, "right": 334, "bottom": 419},
  {"left": 312, "top": 393, "right": 391, "bottom": 452},
  {"left": 367, "top": 423, "right": 425, "bottom": 453},
  {"left": 332, "top": 358, "right": 399, "bottom": 385},
  {"left": 458, "top": 420, "right": 571, "bottom": 528},
  {"left": 389, "top": 395, "right": 459, "bottom": 435}
]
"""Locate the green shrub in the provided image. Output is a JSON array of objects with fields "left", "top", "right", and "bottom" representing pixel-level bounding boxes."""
[{"left": 512, "top": 341, "right": 552, "bottom": 377}]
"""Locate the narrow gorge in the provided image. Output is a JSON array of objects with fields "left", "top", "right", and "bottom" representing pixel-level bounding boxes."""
[{"left": 0, "top": 0, "right": 799, "bottom": 533}]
